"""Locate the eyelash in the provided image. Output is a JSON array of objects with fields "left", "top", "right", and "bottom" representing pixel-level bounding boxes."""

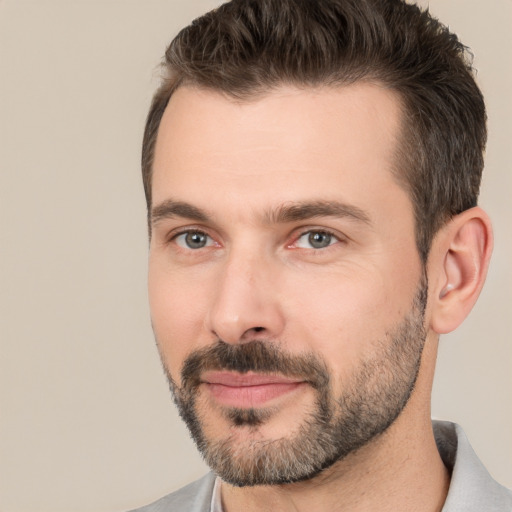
[
  {"left": 290, "top": 228, "right": 343, "bottom": 250},
  {"left": 170, "top": 229, "right": 216, "bottom": 249}
]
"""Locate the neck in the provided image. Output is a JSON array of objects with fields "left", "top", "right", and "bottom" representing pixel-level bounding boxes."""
[{"left": 221, "top": 415, "right": 449, "bottom": 512}]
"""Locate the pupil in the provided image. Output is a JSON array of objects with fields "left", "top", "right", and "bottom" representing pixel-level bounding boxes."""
[
  {"left": 186, "top": 232, "right": 206, "bottom": 248},
  {"left": 309, "top": 232, "right": 331, "bottom": 249}
]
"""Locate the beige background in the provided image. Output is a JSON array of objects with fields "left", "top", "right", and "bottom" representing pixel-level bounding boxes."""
[{"left": 0, "top": 1, "right": 510, "bottom": 511}]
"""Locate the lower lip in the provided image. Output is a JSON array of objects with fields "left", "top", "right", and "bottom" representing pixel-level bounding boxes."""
[{"left": 205, "top": 382, "right": 305, "bottom": 408}]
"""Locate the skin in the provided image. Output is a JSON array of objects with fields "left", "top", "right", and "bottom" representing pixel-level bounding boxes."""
[{"left": 148, "top": 84, "right": 492, "bottom": 511}]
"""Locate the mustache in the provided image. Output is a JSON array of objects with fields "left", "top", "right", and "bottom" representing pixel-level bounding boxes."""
[{"left": 180, "top": 340, "right": 330, "bottom": 392}]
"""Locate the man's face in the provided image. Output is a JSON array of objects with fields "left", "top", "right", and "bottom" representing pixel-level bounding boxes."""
[{"left": 149, "top": 84, "right": 427, "bottom": 485}]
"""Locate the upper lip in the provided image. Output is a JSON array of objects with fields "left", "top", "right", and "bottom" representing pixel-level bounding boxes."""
[{"left": 201, "top": 371, "right": 303, "bottom": 387}]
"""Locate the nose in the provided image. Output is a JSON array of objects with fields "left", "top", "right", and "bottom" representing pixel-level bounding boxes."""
[{"left": 205, "top": 249, "right": 285, "bottom": 344}]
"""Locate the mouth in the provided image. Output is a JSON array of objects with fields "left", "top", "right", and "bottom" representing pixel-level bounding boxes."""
[{"left": 201, "top": 371, "right": 306, "bottom": 408}]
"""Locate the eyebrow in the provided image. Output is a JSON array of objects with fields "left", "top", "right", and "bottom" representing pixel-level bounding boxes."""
[
  {"left": 267, "top": 200, "right": 372, "bottom": 225},
  {"left": 151, "top": 198, "right": 372, "bottom": 226},
  {"left": 151, "top": 200, "right": 210, "bottom": 224}
]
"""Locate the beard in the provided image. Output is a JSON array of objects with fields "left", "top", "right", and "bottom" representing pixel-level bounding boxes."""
[{"left": 160, "top": 278, "right": 428, "bottom": 487}]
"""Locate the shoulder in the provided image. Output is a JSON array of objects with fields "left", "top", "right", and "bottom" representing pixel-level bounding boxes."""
[
  {"left": 433, "top": 421, "right": 512, "bottom": 512},
  {"left": 127, "top": 473, "right": 216, "bottom": 512}
]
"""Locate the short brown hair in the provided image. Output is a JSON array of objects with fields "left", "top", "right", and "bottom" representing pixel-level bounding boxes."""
[{"left": 142, "top": 0, "right": 486, "bottom": 262}]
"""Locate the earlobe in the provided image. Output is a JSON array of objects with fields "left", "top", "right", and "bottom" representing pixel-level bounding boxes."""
[{"left": 429, "top": 207, "right": 493, "bottom": 334}]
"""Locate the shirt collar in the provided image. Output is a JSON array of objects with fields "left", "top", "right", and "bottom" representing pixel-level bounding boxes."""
[{"left": 434, "top": 420, "right": 512, "bottom": 512}]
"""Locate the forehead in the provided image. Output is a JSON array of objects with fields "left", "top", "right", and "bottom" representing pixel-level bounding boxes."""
[{"left": 152, "top": 83, "right": 408, "bottom": 220}]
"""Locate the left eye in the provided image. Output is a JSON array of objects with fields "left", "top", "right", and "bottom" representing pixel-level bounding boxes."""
[
  {"left": 175, "top": 231, "right": 214, "bottom": 249},
  {"left": 295, "top": 231, "right": 337, "bottom": 249}
]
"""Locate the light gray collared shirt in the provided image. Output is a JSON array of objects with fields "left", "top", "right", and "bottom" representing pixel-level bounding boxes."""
[{"left": 434, "top": 421, "right": 512, "bottom": 511}]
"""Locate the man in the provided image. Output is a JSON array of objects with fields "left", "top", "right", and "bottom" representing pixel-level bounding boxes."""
[{"left": 132, "top": 0, "right": 512, "bottom": 510}]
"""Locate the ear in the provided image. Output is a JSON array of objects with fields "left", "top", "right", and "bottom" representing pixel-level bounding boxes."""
[{"left": 428, "top": 207, "right": 493, "bottom": 334}]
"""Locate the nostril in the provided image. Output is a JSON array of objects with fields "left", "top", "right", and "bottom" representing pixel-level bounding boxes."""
[{"left": 238, "top": 326, "right": 267, "bottom": 343}]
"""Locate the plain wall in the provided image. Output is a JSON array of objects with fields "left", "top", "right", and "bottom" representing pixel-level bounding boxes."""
[{"left": 0, "top": 1, "right": 510, "bottom": 511}]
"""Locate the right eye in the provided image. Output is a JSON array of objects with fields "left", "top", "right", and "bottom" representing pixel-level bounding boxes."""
[
  {"left": 174, "top": 231, "right": 214, "bottom": 249},
  {"left": 294, "top": 230, "right": 337, "bottom": 249}
]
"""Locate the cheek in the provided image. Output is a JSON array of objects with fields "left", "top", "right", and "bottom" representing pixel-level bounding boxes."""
[
  {"left": 279, "top": 264, "right": 411, "bottom": 379},
  {"left": 148, "top": 262, "right": 211, "bottom": 379},
  {"left": 289, "top": 284, "right": 383, "bottom": 349}
]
